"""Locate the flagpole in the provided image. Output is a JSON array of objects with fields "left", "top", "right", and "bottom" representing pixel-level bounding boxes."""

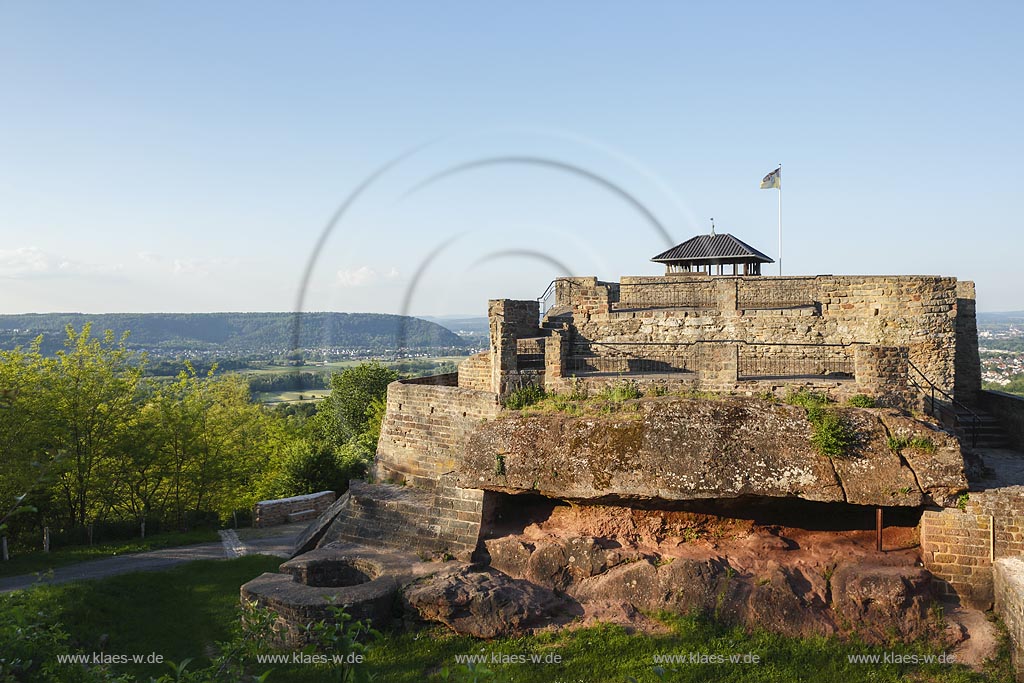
[{"left": 777, "top": 163, "right": 782, "bottom": 276}]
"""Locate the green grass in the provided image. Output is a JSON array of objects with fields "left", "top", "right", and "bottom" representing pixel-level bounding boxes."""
[
  {"left": 2, "top": 558, "right": 1013, "bottom": 682},
  {"left": 0, "top": 529, "right": 220, "bottom": 578},
  {"left": 846, "top": 394, "right": 877, "bottom": 408},
  {"left": 888, "top": 435, "right": 937, "bottom": 454},
  {"left": 18, "top": 555, "right": 282, "bottom": 677}
]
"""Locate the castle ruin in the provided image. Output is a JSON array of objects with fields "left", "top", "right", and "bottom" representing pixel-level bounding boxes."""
[{"left": 244, "top": 233, "right": 1024, "bottom": 675}]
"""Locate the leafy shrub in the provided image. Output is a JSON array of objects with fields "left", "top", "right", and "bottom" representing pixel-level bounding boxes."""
[
  {"left": 847, "top": 394, "right": 877, "bottom": 408},
  {"left": 787, "top": 389, "right": 856, "bottom": 457},
  {"left": 502, "top": 384, "right": 546, "bottom": 410},
  {"left": 809, "top": 410, "right": 857, "bottom": 457},
  {"left": 258, "top": 438, "right": 371, "bottom": 499}
]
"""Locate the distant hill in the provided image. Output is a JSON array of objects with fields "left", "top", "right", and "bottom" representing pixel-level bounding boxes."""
[
  {"left": 978, "top": 311, "right": 1024, "bottom": 323},
  {"left": 0, "top": 312, "right": 466, "bottom": 356},
  {"left": 417, "top": 315, "right": 490, "bottom": 335}
]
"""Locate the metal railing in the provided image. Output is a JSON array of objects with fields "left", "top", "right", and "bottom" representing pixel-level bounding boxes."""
[
  {"left": 615, "top": 281, "right": 716, "bottom": 311},
  {"left": 907, "top": 360, "right": 980, "bottom": 449},
  {"left": 538, "top": 280, "right": 558, "bottom": 318},
  {"left": 567, "top": 341, "right": 699, "bottom": 376},
  {"left": 565, "top": 340, "right": 856, "bottom": 380},
  {"left": 737, "top": 344, "right": 855, "bottom": 379},
  {"left": 737, "top": 279, "right": 816, "bottom": 309}
]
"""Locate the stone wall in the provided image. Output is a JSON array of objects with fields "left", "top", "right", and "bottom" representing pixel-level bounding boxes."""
[
  {"left": 254, "top": 491, "right": 337, "bottom": 528},
  {"left": 979, "top": 390, "right": 1024, "bottom": 452},
  {"left": 994, "top": 557, "right": 1024, "bottom": 681},
  {"left": 457, "top": 351, "right": 492, "bottom": 392},
  {"left": 488, "top": 299, "right": 541, "bottom": 395},
  {"left": 556, "top": 274, "right": 972, "bottom": 401},
  {"left": 920, "top": 486, "right": 1024, "bottom": 608},
  {"left": 854, "top": 345, "right": 911, "bottom": 408},
  {"left": 955, "top": 280, "right": 982, "bottom": 405},
  {"left": 375, "top": 377, "right": 500, "bottom": 488}
]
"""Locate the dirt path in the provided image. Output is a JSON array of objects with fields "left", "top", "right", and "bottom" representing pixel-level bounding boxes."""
[{"left": 0, "top": 523, "right": 303, "bottom": 594}]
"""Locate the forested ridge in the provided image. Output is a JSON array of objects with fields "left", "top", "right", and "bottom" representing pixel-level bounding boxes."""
[{"left": 0, "top": 312, "right": 466, "bottom": 355}]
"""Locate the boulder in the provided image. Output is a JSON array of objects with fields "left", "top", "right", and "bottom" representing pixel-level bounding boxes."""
[
  {"left": 830, "top": 564, "right": 938, "bottom": 642},
  {"left": 401, "top": 566, "right": 568, "bottom": 638}
]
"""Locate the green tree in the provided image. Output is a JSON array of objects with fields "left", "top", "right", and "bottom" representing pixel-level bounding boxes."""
[
  {"left": 38, "top": 325, "right": 145, "bottom": 528},
  {"left": 145, "top": 366, "right": 274, "bottom": 527},
  {"left": 310, "top": 362, "right": 397, "bottom": 448}
]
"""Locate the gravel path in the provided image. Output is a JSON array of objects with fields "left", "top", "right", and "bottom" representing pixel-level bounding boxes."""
[{"left": 0, "top": 525, "right": 302, "bottom": 594}]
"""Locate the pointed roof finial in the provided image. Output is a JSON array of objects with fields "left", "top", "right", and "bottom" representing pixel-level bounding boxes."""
[{"left": 710, "top": 217, "right": 716, "bottom": 236}]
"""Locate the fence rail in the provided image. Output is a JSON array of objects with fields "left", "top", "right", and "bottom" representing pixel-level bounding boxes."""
[
  {"left": 615, "top": 282, "right": 716, "bottom": 310},
  {"left": 737, "top": 280, "right": 816, "bottom": 309},
  {"left": 564, "top": 341, "right": 856, "bottom": 379},
  {"left": 567, "top": 342, "right": 699, "bottom": 376},
  {"left": 736, "top": 347, "right": 854, "bottom": 379}
]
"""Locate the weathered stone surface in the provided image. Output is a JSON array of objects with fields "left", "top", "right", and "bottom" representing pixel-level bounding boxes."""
[
  {"left": 831, "top": 564, "right": 937, "bottom": 642},
  {"left": 879, "top": 411, "right": 968, "bottom": 507},
  {"left": 401, "top": 565, "right": 568, "bottom": 638},
  {"left": 827, "top": 408, "right": 922, "bottom": 507},
  {"left": 746, "top": 563, "right": 835, "bottom": 637},
  {"left": 479, "top": 534, "right": 940, "bottom": 644},
  {"left": 459, "top": 397, "right": 965, "bottom": 507}
]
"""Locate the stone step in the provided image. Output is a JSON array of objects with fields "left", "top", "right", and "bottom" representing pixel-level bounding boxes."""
[{"left": 319, "top": 480, "right": 481, "bottom": 559}]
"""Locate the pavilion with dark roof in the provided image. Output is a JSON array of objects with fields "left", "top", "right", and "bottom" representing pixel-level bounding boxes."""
[{"left": 651, "top": 232, "right": 774, "bottom": 276}]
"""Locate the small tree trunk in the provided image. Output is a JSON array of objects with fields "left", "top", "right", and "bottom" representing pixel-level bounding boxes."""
[
  {"left": 43, "top": 527, "right": 50, "bottom": 553},
  {"left": 2, "top": 536, "right": 8, "bottom": 561},
  {"left": 140, "top": 519, "right": 146, "bottom": 540}
]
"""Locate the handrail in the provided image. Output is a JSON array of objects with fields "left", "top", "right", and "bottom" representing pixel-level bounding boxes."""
[
  {"left": 907, "top": 359, "right": 980, "bottom": 449},
  {"left": 537, "top": 278, "right": 582, "bottom": 320}
]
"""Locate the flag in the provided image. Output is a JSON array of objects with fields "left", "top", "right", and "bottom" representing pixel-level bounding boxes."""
[{"left": 760, "top": 167, "right": 781, "bottom": 190}]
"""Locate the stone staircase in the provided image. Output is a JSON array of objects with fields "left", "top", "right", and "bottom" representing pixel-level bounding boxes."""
[
  {"left": 318, "top": 480, "right": 484, "bottom": 560},
  {"left": 956, "top": 406, "right": 1010, "bottom": 450}
]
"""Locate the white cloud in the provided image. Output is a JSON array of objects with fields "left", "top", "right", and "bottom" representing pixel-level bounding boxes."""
[
  {"left": 335, "top": 266, "right": 399, "bottom": 288},
  {"left": 0, "top": 247, "right": 122, "bottom": 279}
]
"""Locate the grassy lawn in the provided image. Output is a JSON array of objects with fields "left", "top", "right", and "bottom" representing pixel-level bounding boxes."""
[
  {"left": 0, "top": 528, "right": 221, "bottom": 578},
  {"left": 1, "top": 556, "right": 1013, "bottom": 682}
]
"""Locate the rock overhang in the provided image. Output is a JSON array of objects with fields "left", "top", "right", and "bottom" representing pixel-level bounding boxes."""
[{"left": 457, "top": 396, "right": 968, "bottom": 508}]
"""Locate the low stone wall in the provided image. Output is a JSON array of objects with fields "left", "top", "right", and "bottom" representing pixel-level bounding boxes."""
[
  {"left": 920, "top": 486, "right": 1024, "bottom": 609},
  {"left": 979, "top": 390, "right": 1024, "bottom": 451},
  {"left": 995, "top": 557, "right": 1024, "bottom": 681},
  {"left": 457, "top": 352, "right": 493, "bottom": 392},
  {"left": 254, "top": 491, "right": 337, "bottom": 528},
  {"left": 375, "top": 378, "right": 500, "bottom": 488}
]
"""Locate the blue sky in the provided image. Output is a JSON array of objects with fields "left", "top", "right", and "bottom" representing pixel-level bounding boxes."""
[{"left": 1, "top": 1, "right": 1021, "bottom": 316}]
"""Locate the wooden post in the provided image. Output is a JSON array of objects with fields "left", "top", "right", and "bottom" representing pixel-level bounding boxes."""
[
  {"left": 2, "top": 536, "right": 8, "bottom": 561},
  {"left": 875, "top": 508, "right": 883, "bottom": 552},
  {"left": 140, "top": 519, "right": 146, "bottom": 540},
  {"left": 87, "top": 523, "right": 94, "bottom": 546},
  {"left": 43, "top": 526, "right": 50, "bottom": 553}
]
